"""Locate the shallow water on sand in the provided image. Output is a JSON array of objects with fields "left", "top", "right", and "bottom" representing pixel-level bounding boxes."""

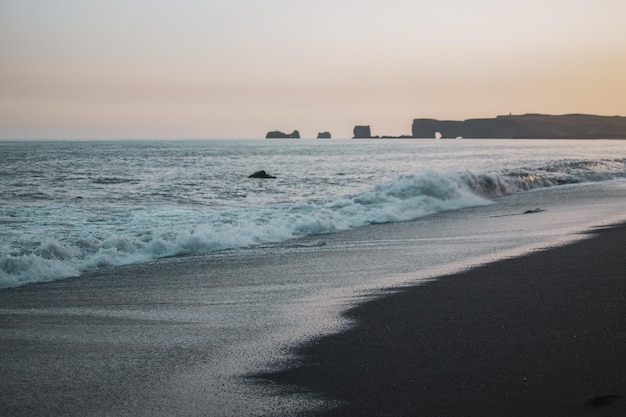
[{"left": 1, "top": 180, "right": 625, "bottom": 416}]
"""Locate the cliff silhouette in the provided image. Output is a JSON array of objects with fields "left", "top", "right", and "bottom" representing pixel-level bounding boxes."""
[{"left": 411, "top": 114, "right": 626, "bottom": 139}]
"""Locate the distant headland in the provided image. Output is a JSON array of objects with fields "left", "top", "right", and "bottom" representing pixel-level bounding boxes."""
[
  {"left": 266, "top": 114, "right": 626, "bottom": 139},
  {"left": 410, "top": 114, "right": 626, "bottom": 139}
]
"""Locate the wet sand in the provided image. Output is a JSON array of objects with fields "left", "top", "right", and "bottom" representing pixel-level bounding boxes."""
[
  {"left": 2, "top": 199, "right": 625, "bottom": 416},
  {"left": 259, "top": 223, "right": 626, "bottom": 416}
]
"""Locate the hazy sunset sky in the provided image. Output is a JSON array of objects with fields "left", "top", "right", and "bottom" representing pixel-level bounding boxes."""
[{"left": 1, "top": 0, "right": 625, "bottom": 139}]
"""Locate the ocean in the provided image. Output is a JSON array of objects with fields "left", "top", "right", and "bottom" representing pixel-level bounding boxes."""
[
  {"left": 1, "top": 138, "right": 626, "bottom": 416},
  {"left": 2, "top": 138, "right": 625, "bottom": 289}
]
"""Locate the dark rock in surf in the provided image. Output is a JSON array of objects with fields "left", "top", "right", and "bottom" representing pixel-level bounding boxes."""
[
  {"left": 249, "top": 170, "right": 276, "bottom": 179},
  {"left": 317, "top": 131, "right": 331, "bottom": 139},
  {"left": 523, "top": 208, "right": 545, "bottom": 214}
]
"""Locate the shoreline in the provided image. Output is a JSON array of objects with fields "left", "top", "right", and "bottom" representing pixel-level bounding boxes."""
[
  {"left": 257, "top": 223, "right": 626, "bottom": 416},
  {"left": 2, "top": 179, "right": 625, "bottom": 416}
]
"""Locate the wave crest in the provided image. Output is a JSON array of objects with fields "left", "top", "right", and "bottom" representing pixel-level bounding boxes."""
[{"left": 2, "top": 159, "right": 624, "bottom": 288}]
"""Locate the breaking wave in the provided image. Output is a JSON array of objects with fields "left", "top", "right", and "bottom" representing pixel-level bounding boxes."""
[{"left": 1, "top": 159, "right": 624, "bottom": 288}]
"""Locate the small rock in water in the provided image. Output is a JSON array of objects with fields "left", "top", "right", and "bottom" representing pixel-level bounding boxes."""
[{"left": 249, "top": 170, "right": 276, "bottom": 179}]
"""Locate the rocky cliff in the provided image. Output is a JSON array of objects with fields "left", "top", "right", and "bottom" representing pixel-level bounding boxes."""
[{"left": 411, "top": 114, "right": 626, "bottom": 139}]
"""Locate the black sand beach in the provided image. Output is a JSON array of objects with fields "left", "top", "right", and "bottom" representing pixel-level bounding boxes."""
[{"left": 259, "top": 223, "right": 626, "bottom": 416}]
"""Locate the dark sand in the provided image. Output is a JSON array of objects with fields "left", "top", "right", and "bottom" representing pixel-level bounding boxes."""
[{"left": 258, "top": 224, "right": 626, "bottom": 416}]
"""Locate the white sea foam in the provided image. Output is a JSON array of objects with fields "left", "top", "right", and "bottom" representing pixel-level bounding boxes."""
[{"left": 0, "top": 171, "right": 489, "bottom": 288}]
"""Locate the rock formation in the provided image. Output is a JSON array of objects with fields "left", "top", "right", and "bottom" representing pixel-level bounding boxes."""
[
  {"left": 411, "top": 114, "right": 626, "bottom": 139},
  {"left": 266, "top": 130, "right": 300, "bottom": 139},
  {"left": 317, "top": 132, "right": 331, "bottom": 139},
  {"left": 248, "top": 170, "right": 276, "bottom": 179},
  {"left": 353, "top": 125, "right": 372, "bottom": 139}
]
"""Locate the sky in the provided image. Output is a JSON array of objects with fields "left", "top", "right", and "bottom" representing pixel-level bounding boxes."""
[{"left": 1, "top": 0, "right": 625, "bottom": 139}]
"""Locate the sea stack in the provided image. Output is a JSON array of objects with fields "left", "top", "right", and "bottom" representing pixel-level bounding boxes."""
[
  {"left": 266, "top": 130, "right": 300, "bottom": 139},
  {"left": 353, "top": 125, "right": 372, "bottom": 139}
]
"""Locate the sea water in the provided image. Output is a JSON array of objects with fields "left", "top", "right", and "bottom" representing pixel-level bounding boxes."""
[
  {"left": 2, "top": 138, "right": 626, "bottom": 416},
  {"left": 2, "top": 138, "right": 625, "bottom": 289}
]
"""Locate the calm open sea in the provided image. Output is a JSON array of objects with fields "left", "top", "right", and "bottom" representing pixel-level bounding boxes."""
[{"left": 1, "top": 138, "right": 626, "bottom": 288}]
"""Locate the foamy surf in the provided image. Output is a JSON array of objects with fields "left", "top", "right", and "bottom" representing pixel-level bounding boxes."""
[
  {"left": 1, "top": 139, "right": 625, "bottom": 289},
  {"left": 0, "top": 171, "right": 490, "bottom": 288}
]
